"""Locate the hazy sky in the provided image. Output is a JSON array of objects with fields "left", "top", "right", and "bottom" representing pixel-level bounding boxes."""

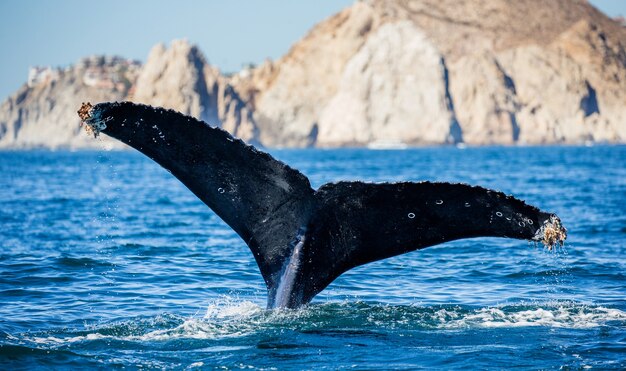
[{"left": 0, "top": 0, "right": 623, "bottom": 101}]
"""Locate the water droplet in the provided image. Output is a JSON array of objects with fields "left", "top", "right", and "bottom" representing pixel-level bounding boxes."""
[
  {"left": 464, "top": 202, "right": 471, "bottom": 207},
  {"left": 527, "top": 219, "right": 533, "bottom": 225},
  {"left": 218, "top": 188, "right": 225, "bottom": 194},
  {"left": 407, "top": 213, "right": 415, "bottom": 219},
  {"left": 518, "top": 221, "right": 525, "bottom": 227},
  {"left": 496, "top": 211, "right": 503, "bottom": 217},
  {"left": 435, "top": 200, "right": 443, "bottom": 205}
]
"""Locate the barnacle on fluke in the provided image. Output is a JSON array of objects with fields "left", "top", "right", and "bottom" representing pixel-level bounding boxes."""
[
  {"left": 78, "top": 102, "right": 107, "bottom": 138},
  {"left": 543, "top": 221, "right": 567, "bottom": 250},
  {"left": 534, "top": 215, "right": 567, "bottom": 250},
  {"left": 77, "top": 102, "right": 92, "bottom": 121}
]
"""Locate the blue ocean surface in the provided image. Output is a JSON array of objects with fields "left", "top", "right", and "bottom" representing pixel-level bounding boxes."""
[{"left": 0, "top": 146, "right": 625, "bottom": 369}]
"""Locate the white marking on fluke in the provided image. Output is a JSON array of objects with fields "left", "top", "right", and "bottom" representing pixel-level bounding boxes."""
[{"left": 274, "top": 234, "right": 306, "bottom": 308}]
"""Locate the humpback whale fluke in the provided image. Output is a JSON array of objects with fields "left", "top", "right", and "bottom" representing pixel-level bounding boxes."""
[{"left": 78, "top": 102, "right": 567, "bottom": 309}]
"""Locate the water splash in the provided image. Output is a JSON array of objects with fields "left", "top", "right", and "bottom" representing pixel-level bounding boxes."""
[{"left": 16, "top": 299, "right": 626, "bottom": 348}]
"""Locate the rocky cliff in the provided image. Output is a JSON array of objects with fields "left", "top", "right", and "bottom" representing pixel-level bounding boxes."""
[
  {"left": 131, "top": 40, "right": 258, "bottom": 143},
  {"left": 0, "top": 41, "right": 257, "bottom": 149},
  {"left": 234, "top": 0, "right": 626, "bottom": 146},
  {"left": 0, "top": 56, "right": 139, "bottom": 149},
  {"left": 0, "top": 0, "right": 624, "bottom": 149}
]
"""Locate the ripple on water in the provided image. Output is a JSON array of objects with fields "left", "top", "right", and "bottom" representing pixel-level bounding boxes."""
[{"left": 1, "top": 147, "right": 625, "bottom": 369}]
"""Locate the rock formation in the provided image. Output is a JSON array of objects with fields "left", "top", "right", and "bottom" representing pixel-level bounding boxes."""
[
  {"left": 233, "top": 0, "right": 626, "bottom": 146},
  {"left": 0, "top": 56, "right": 140, "bottom": 149},
  {"left": 0, "top": 0, "right": 624, "bottom": 149},
  {"left": 131, "top": 40, "right": 258, "bottom": 143},
  {"left": 317, "top": 21, "right": 461, "bottom": 146}
]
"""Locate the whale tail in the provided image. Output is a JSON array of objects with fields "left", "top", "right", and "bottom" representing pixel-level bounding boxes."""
[{"left": 79, "top": 102, "right": 566, "bottom": 309}]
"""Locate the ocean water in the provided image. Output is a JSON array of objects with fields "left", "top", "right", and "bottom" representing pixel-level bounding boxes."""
[{"left": 0, "top": 146, "right": 625, "bottom": 370}]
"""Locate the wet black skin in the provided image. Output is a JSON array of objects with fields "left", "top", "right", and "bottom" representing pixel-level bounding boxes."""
[{"left": 81, "top": 102, "right": 561, "bottom": 309}]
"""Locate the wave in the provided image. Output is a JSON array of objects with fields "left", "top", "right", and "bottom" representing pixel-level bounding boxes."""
[
  {"left": 11, "top": 299, "right": 625, "bottom": 347},
  {"left": 55, "top": 256, "right": 114, "bottom": 268}
]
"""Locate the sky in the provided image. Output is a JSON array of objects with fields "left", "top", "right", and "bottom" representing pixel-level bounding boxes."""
[{"left": 0, "top": 0, "right": 623, "bottom": 101}]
